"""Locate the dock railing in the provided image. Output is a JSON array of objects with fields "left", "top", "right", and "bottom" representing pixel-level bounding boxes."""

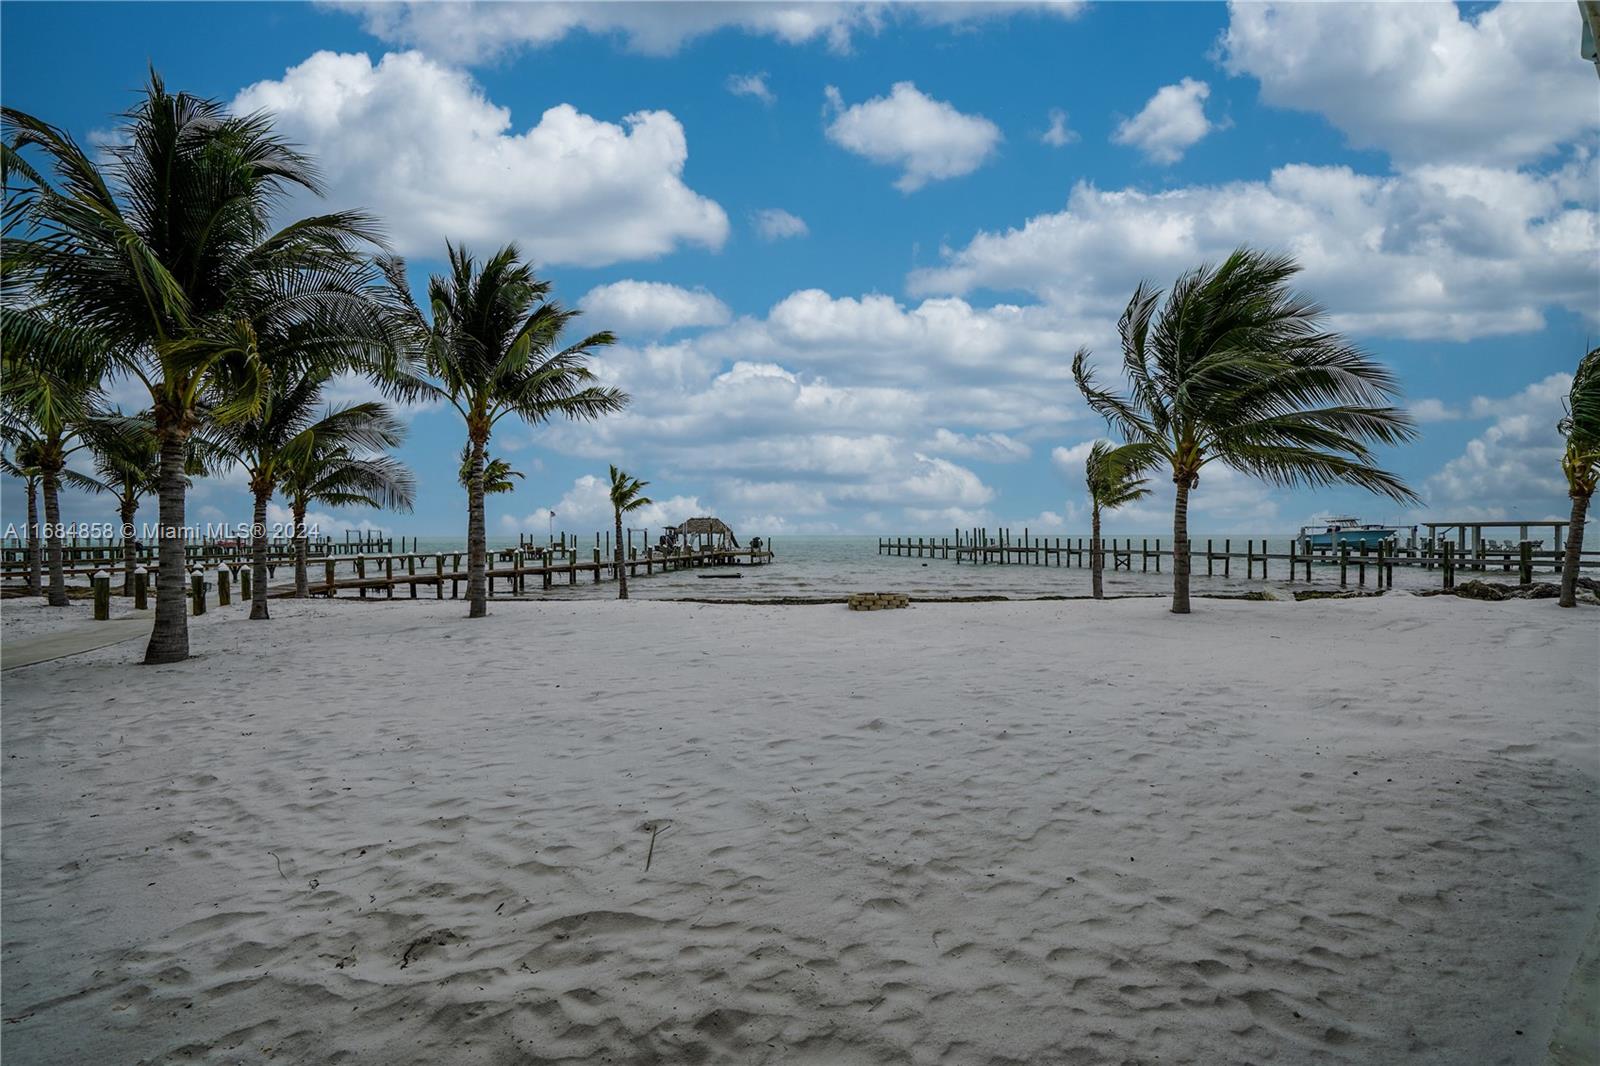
[
  {"left": 2, "top": 532, "right": 774, "bottom": 601},
  {"left": 877, "top": 529, "right": 1600, "bottom": 592}
]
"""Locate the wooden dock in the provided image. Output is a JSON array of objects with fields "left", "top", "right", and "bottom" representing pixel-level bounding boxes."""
[
  {"left": 879, "top": 528, "right": 1600, "bottom": 591},
  {"left": 305, "top": 544, "right": 774, "bottom": 599},
  {"left": 1, "top": 533, "right": 774, "bottom": 601},
  {"left": 0, "top": 531, "right": 407, "bottom": 583}
]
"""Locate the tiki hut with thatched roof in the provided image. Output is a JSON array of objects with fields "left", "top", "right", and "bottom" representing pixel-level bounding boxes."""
[{"left": 668, "top": 517, "right": 740, "bottom": 549}]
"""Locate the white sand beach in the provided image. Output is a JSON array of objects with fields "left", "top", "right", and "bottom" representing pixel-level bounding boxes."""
[{"left": 2, "top": 594, "right": 1596, "bottom": 1065}]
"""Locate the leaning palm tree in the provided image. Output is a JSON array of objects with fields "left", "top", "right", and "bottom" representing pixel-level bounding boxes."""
[
  {"left": 381, "top": 243, "right": 627, "bottom": 618},
  {"left": 0, "top": 352, "right": 109, "bottom": 605},
  {"left": 607, "top": 465, "right": 652, "bottom": 600},
  {"left": 1084, "top": 440, "right": 1153, "bottom": 599},
  {"left": 1073, "top": 247, "right": 1418, "bottom": 613},
  {"left": 0, "top": 437, "right": 45, "bottom": 595},
  {"left": 1558, "top": 346, "right": 1600, "bottom": 608},
  {"left": 280, "top": 439, "right": 415, "bottom": 598},
  {"left": 458, "top": 447, "right": 524, "bottom": 496},
  {"left": 3, "top": 73, "right": 391, "bottom": 661}
]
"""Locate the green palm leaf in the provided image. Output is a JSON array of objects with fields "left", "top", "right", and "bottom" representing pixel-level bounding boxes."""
[{"left": 1074, "top": 246, "right": 1417, "bottom": 613}]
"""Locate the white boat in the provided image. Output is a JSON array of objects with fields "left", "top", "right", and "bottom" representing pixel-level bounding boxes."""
[{"left": 1299, "top": 516, "right": 1401, "bottom": 549}]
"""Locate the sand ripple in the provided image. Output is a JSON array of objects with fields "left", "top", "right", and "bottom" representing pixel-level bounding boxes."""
[{"left": 2, "top": 595, "right": 1596, "bottom": 1064}]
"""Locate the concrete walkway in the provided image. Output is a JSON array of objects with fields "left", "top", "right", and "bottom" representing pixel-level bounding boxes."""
[{"left": 1, "top": 617, "right": 154, "bottom": 670}]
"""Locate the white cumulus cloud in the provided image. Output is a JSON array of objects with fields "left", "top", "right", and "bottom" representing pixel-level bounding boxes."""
[
  {"left": 335, "top": 2, "right": 1084, "bottom": 63},
  {"left": 753, "top": 208, "right": 809, "bottom": 241},
  {"left": 579, "top": 281, "right": 731, "bottom": 337},
  {"left": 503, "top": 474, "right": 706, "bottom": 532},
  {"left": 926, "top": 428, "right": 1031, "bottom": 462},
  {"left": 1426, "top": 373, "right": 1574, "bottom": 515},
  {"left": 1040, "top": 107, "right": 1078, "bottom": 148},
  {"left": 824, "top": 81, "right": 1002, "bottom": 192},
  {"left": 233, "top": 50, "right": 728, "bottom": 266},
  {"left": 1112, "top": 78, "right": 1215, "bottom": 164},
  {"left": 910, "top": 160, "right": 1598, "bottom": 342},
  {"left": 1050, "top": 441, "right": 1098, "bottom": 477},
  {"left": 1221, "top": 1, "right": 1598, "bottom": 166},
  {"left": 726, "top": 71, "right": 775, "bottom": 104}
]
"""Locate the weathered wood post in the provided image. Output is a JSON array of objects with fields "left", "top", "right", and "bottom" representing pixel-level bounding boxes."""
[
  {"left": 1519, "top": 541, "right": 1533, "bottom": 587},
  {"left": 239, "top": 566, "right": 252, "bottom": 602},
  {"left": 1358, "top": 541, "right": 1368, "bottom": 586},
  {"left": 356, "top": 554, "right": 367, "bottom": 599},
  {"left": 1288, "top": 540, "right": 1297, "bottom": 583},
  {"left": 133, "top": 565, "right": 149, "bottom": 610},
  {"left": 592, "top": 546, "right": 601, "bottom": 583},
  {"left": 1339, "top": 543, "right": 1349, "bottom": 587},
  {"left": 1223, "top": 539, "right": 1231, "bottom": 578},
  {"left": 324, "top": 559, "right": 336, "bottom": 597},
  {"left": 1443, "top": 541, "right": 1455, "bottom": 590},
  {"left": 217, "top": 566, "right": 232, "bottom": 606},
  {"left": 385, "top": 555, "right": 395, "bottom": 599},
  {"left": 407, "top": 554, "right": 418, "bottom": 598},
  {"left": 191, "top": 569, "right": 206, "bottom": 615},
  {"left": 433, "top": 554, "right": 444, "bottom": 599},
  {"left": 1375, "top": 541, "right": 1385, "bottom": 589},
  {"left": 93, "top": 569, "right": 111, "bottom": 621}
]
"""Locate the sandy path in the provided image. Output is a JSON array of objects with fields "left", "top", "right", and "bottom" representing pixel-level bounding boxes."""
[{"left": 1, "top": 595, "right": 1596, "bottom": 1065}]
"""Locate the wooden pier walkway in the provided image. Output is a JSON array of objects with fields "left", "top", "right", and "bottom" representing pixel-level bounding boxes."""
[
  {"left": 304, "top": 545, "right": 774, "bottom": 600},
  {"left": 2, "top": 534, "right": 775, "bottom": 605},
  {"left": 880, "top": 529, "right": 1600, "bottom": 591}
]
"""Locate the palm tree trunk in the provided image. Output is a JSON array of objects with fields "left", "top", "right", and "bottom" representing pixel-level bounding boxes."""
[
  {"left": 250, "top": 488, "right": 270, "bottom": 620},
  {"left": 42, "top": 468, "right": 67, "bottom": 607},
  {"left": 293, "top": 503, "right": 309, "bottom": 598},
  {"left": 25, "top": 479, "right": 41, "bottom": 597},
  {"left": 145, "top": 428, "right": 191, "bottom": 664},
  {"left": 1559, "top": 491, "right": 1591, "bottom": 608},
  {"left": 121, "top": 498, "right": 138, "bottom": 595},
  {"left": 467, "top": 436, "right": 487, "bottom": 618},
  {"left": 615, "top": 510, "right": 628, "bottom": 600},
  {"left": 1091, "top": 505, "right": 1103, "bottom": 599},
  {"left": 1172, "top": 479, "right": 1191, "bottom": 614}
]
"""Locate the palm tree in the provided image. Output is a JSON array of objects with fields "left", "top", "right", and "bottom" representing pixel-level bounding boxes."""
[
  {"left": 84, "top": 411, "right": 211, "bottom": 594},
  {"left": 1558, "top": 346, "right": 1600, "bottom": 608},
  {"left": 458, "top": 447, "right": 524, "bottom": 496},
  {"left": 212, "top": 382, "right": 408, "bottom": 619},
  {"left": 281, "top": 437, "right": 415, "bottom": 598},
  {"left": 607, "top": 465, "right": 652, "bottom": 600},
  {"left": 1084, "top": 440, "right": 1153, "bottom": 599},
  {"left": 1, "top": 354, "right": 109, "bottom": 606},
  {"left": 381, "top": 243, "right": 627, "bottom": 618},
  {"left": 0, "top": 437, "right": 45, "bottom": 595},
  {"left": 1073, "top": 248, "right": 1418, "bottom": 613},
  {"left": 87, "top": 416, "right": 159, "bottom": 593},
  {"left": 3, "top": 73, "right": 391, "bottom": 662}
]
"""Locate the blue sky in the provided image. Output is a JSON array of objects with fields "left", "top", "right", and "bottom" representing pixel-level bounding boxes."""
[{"left": 3, "top": 1, "right": 1597, "bottom": 539}]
